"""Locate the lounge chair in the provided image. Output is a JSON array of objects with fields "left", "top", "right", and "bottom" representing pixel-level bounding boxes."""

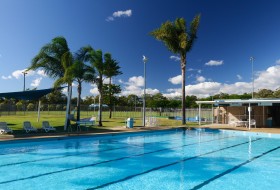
[
  {"left": 76, "top": 117, "right": 96, "bottom": 131},
  {"left": 42, "top": 121, "right": 56, "bottom": 132},
  {"left": 0, "top": 122, "right": 13, "bottom": 134},
  {"left": 249, "top": 119, "right": 257, "bottom": 128},
  {"left": 23, "top": 121, "right": 38, "bottom": 133}
]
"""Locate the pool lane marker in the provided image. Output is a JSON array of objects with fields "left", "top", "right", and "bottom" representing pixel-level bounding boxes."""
[
  {"left": 190, "top": 145, "right": 280, "bottom": 190},
  {"left": 0, "top": 135, "right": 237, "bottom": 185},
  {"left": 86, "top": 138, "right": 262, "bottom": 190},
  {"left": 0, "top": 132, "right": 226, "bottom": 168}
]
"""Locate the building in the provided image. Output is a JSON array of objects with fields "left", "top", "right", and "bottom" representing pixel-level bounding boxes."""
[{"left": 195, "top": 99, "right": 280, "bottom": 129}]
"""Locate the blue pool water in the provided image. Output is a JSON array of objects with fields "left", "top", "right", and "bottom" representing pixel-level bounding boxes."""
[{"left": 0, "top": 128, "right": 280, "bottom": 189}]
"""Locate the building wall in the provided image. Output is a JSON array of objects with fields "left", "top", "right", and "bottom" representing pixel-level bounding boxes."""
[{"left": 214, "top": 106, "right": 269, "bottom": 127}]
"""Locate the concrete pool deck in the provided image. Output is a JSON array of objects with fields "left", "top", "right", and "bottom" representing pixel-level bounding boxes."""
[
  {"left": 196, "top": 124, "right": 280, "bottom": 134},
  {"left": 1, "top": 124, "right": 280, "bottom": 142}
]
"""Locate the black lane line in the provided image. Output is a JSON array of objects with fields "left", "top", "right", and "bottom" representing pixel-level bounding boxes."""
[
  {"left": 87, "top": 138, "right": 262, "bottom": 190},
  {"left": 0, "top": 136, "right": 236, "bottom": 185},
  {"left": 190, "top": 145, "right": 280, "bottom": 190},
  {"left": 0, "top": 133, "right": 207, "bottom": 167}
]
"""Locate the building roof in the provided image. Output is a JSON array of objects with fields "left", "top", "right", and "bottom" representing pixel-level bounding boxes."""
[{"left": 196, "top": 99, "right": 280, "bottom": 106}]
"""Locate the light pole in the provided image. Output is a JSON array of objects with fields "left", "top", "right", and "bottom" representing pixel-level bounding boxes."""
[
  {"left": 142, "top": 55, "right": 148, "bottom": 127},
  {"left": 22, "top": 71, "right": 27, "bottom": 91},
  {"left": 250, "top": 56, "right": 254, "bottom": 99}
]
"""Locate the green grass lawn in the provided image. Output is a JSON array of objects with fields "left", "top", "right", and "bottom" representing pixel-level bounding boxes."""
[{"left": 0, "top": 111, "right": 192, "bottom": 135}]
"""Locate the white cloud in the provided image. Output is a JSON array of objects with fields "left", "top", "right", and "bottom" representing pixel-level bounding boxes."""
[
  {"left": 146, "top": 88, "right": 160, "bottom": 94},
  {"left": 30, "top": 77, "right": 42, "bottom": 87},
  {"left": 254, "top": 65, "right": 280, "bottom": 90},
  {"left": 163, "top": 64, "right": 280, "bottom": 98},
  {"left": 62, "top": 87, "right": 68, "bottom": 95},
  {"left": 12, "top": 69, "right": 35, "bottom": 79},
  {"left": 106, "top": 16, "right": 114, "bottom": 22},
  {"left": 196, "top": 76, "right": 206, "bottom": 83},
  {"left": 90, "top": 87, "right": 99, "bottom": 95},
  {"left": 113, "top": 10, "right": 132, "bottom": 17},
  {"left": 103, "top": 77, "right": 110, "bottom": 84},
  {"left": 168, "top": 75, "right": 182, "bottom": 85},
  {"left": 128, "top": 76, "right": 144, "bottom": 87},
  {"left": 119, "top": 76, "right": 159, "bottom": 96},
  {"left": 170, "top": 55, "right": 180, "bottom": 62},
  {"left": 187, "top": 68, "right": 202, "bottom": 74},
  {"left": 37, "top": 70, "right": 47, "bottom": 77},
  {"left": 1, "top": 75, "right": 12, "bottom": 80},
  {"left": 106, "top": 9, "right": 132, "bottom": 22},
  {"left": 276, "top": 59, "right": 280, "bottom": 64},
  {"left": 237, "top": 74, "right": 242, "bottom": 80},
  {"left": 205, "top": 60, "right": 224, "bottom": 66}
]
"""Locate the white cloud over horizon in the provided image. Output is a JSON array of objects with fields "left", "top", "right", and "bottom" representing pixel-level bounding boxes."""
[
  {"left": 106, "top": 9, "right": 132, "bottom": 22},
  {"left": 205, "top": 60, "right": 224, "bottom": 66},
  {"left": 163, "top": 63, "right": 280, "bottom": 98},
  {"left": 119, "top": 76, "right": 159, "bottom": 96}
]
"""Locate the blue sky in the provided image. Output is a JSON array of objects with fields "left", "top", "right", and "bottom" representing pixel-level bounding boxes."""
[{"left": 1, "top": 0, "right": 280, "bottom": 98}]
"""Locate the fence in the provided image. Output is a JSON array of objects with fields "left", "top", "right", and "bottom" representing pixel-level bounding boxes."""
[{"left": 0, "top": 103, "right": 213, "bottom": 122}]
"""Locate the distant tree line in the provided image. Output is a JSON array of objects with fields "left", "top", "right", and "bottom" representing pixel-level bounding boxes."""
[{"left": 2, "top": 88, "right": 279, "bottom": 112}]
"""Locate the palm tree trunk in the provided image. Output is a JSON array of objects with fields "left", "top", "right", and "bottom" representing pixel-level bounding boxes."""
[
  {"left": 76, "top": 81, "right": 82, "bottom": 121},
  {"left": 109, "top": 77, "right": 112, "bottom": 119},
  {"left": 98, "top": 79, "right": 103, "bottom": 126},
  {"left": 98, "top": 92, "right": 103, "bottom": 126},
  {"left": 181, "top": 57, "right": 186, "bottom": 125},
  {"left": 64, "top": 84, "right": 72, "bottom": 130}
]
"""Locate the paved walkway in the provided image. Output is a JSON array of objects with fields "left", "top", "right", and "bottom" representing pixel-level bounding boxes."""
[
  {"left": 1, "top": 124, "right": 280, "bottom": 142},
  {"left": 197, "top": 124, "right": 280, "bottom": 134}
]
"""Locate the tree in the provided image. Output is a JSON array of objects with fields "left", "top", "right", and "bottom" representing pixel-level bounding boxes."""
[
  {"left": 256, "top": 89, "right": 274, "bottom": 98},
  {"left": 102, "top": 84, "right": 121, "bottom": 118},
  {"left": 185, "top": 95, "right": 198, "bottom": 108},
  {"left": 81, "top": 46, "right": 107, "bottom": 126},
  {"left": 29, "top": 36, "right": 72, "bottom": 130},
  {"left": 147, "top": 93, "right": 169, "bottom": 108},
  {"left": 273, "top": 88, "right": 280, "bottom": 98},
  {"left": 104, "top": 53, "right": 122, "bottom": 118},
  {"left": 127, "top": 94, "right": 140, "bottom": 108},
  {"left": 43, "top": 89, "right": 67, "bottom": 104},
  {"left": 151, "top": 15, "right": 201, "bottom": 124}
]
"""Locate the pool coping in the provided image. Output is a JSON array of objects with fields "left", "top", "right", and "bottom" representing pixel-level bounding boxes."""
[
  {"left": 0, "top": 126, "right": 185, "bottom": 144},
  {"left": 1, "top": 124, "right": 280, "bottom": 143}
]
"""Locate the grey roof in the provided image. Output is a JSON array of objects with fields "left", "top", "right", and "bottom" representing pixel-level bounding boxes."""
[{"left": 196, "top": 98, "right": 280, "bottom": 105}]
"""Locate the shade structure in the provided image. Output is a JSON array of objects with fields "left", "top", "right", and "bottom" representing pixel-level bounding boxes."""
[
  {"left": 0, "top": 87, "right": 65, "bottom": 122},
  {"left": 0, "top": 87, "right": 62, "bottom": 100}
]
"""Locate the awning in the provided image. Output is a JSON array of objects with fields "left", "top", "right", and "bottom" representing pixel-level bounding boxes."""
[{"left": 0, "top": 87, "right": 64, "bottom": 100}]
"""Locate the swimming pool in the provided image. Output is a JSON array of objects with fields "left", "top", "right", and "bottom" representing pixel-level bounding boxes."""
[{"left": 0, "top": 128, "right": 280, "bottom": 189}]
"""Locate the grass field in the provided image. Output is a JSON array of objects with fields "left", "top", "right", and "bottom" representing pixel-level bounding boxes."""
[{"left": 0, "top": 111, "right": 193, "bottom": 134}]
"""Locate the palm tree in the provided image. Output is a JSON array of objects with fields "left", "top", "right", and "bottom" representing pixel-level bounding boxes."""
[
  {"left": 29, "top": 36, "right": 73, "bottom": 130},
  {"left": 78, "top": 46, "right": 106, "bottom": 126},
  {"left": 104, "top": 53, "right": 122, "bottom": 118},
  {"left": 150, "top": 15, "right": 201, "bottom": 124},
  {"left": 72, "top": 50, "right": 96, "bottom": 121},
  {"left": 30, "top": 36, "right": 69, "bottom": 78}
]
